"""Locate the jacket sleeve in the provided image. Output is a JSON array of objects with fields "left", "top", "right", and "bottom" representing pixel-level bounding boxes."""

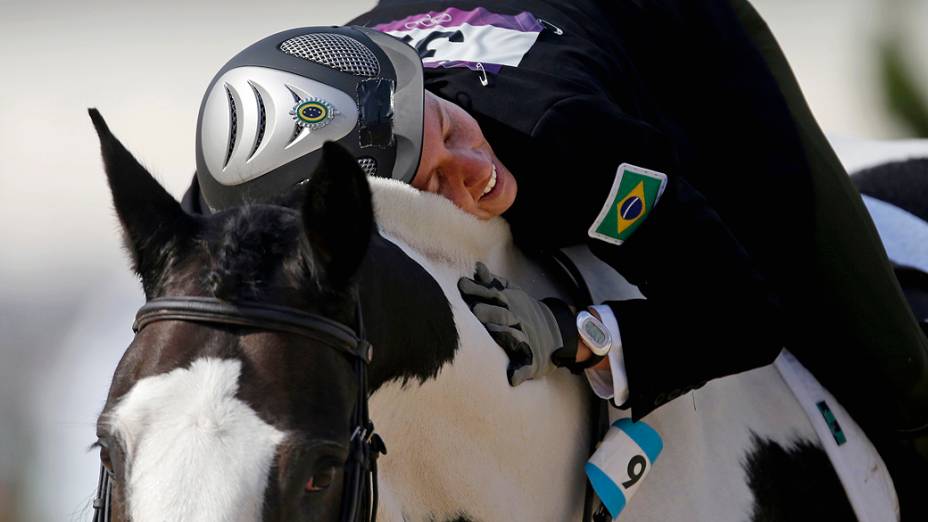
[
  {"left": 505, "top": 95, "right": 785, "bottom": 420},
  {"left": 596, "top": 173, "right": 784, "bottom": 420}
]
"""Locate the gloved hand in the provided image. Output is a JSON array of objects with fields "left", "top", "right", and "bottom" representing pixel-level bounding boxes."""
[{"left": 458, "top": 262, "right": 574, "bottom": 385}]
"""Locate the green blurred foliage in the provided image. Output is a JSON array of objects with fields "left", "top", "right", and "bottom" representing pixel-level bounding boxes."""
[{"left": 880, "top": 37, "right": 928, "bottom": 137}]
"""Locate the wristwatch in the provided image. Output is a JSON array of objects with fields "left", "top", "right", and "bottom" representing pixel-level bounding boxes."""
[{"left": 576, "top": 309, "right": 613, "bottom": 357}]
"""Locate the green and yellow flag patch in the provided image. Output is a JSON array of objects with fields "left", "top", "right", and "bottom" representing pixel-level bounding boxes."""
[{"left": 588, "top": 163, "right": 668, "bottom": 246}]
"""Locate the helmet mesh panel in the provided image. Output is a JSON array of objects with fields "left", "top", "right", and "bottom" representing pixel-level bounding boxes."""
[
  {"left": 249, "top": 83, "right": 267, "bottom": 159},
  {"left": 289, "top": 124, "right": 302, "bottom": 145},
  {"left": 357, "top": 157, "right": 377, "bottom": 177},
  {"left": 279, "top": 33, "right": 380, "bottom": 77}
]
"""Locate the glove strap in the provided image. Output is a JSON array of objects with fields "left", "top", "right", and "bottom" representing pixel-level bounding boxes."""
[{"left": 544, "top": 298, "right": 604, "bottom": 374}]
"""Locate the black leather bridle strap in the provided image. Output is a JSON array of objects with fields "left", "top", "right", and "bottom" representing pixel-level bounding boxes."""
[
  {"left": 341, "top": 301, "right": 387, "bottom": 522},
  {"left": 91, "top": 465, "right": 112, "bottom": 522},
  {"left": 133, "top": 297, "right": 370, "bottom": 361}
]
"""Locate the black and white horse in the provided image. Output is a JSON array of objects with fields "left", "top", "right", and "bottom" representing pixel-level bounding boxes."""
[{"left": 90, "top": 110, "right": 901, "bottom": 522}]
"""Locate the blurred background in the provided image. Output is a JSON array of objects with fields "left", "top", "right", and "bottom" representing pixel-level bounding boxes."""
[{"left": 1, "top": 0, "right": 927, "bottom": 520}]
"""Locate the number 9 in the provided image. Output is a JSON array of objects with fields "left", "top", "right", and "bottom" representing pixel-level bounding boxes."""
[{"left": 621, "top": 454, "right": 647, "bottom": 489}]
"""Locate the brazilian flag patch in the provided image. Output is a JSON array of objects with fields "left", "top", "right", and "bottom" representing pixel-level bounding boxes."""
[{"left": 588, "top": 163, "right": 668, "bottom": 246}]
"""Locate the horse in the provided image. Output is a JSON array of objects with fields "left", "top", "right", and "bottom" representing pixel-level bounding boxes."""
[{"left": 88, "top": 109, "right": 898, "bottom": 522}]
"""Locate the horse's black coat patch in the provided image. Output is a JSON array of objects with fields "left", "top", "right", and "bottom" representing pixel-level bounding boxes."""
[
  {"left": 742, "top": 433, "right": 854, "bottom": 522},
  {"left": 360, "top": 233, "right": 459, "bottom": 391},
  {"left": 852, "top": 157, "right": 928, "bottom": 223}
]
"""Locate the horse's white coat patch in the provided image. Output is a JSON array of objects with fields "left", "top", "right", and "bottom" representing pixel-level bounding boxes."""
[
  {"left": 106, "top": 357, "right": 285, "bottom": 522},
  {"left": 370, "top": 178, "right": 513, "bottom": 272}
]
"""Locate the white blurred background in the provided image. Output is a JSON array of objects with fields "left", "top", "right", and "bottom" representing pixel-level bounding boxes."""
[{"left": 1, "top": 1, "right": 927, "bottom": 520}]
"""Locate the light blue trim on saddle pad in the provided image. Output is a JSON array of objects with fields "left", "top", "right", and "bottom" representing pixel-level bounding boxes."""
[
  {"left": 615, "top": 418, "right": 663, "bottom": 462},
  {"left": 585, "top": 461, "right": 626, "bottom": 518}
]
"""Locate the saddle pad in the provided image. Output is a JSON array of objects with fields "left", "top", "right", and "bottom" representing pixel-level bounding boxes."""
[{"left": 774, "top": 350, "right": 899, "bottom": 522}]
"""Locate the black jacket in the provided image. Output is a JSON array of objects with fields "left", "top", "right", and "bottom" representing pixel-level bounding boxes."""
[{"left": 350, "top": 0, "right": 815, "bottom": 419}]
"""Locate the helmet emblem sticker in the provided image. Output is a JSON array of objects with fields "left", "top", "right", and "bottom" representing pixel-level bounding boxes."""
[{"left": 290, "top": 98, "right": 337, "bottom": 130}]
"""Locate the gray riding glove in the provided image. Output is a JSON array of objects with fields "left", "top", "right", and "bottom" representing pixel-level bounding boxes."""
[{"left": 458, "top": 262, "right": 577, "bottom": 385}]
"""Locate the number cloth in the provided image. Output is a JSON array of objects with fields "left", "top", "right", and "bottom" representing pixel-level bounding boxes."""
[{"left": 585, "top": 418, "right": 663, "bottom": 519}]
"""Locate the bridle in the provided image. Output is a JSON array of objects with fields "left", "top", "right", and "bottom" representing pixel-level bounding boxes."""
[{"left": 91, "top": 296, "right": 386, "bottom": 522}]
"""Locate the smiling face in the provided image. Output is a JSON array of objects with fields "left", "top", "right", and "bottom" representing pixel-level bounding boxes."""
[{"left": 411, "top": 92, "right": 517, "bottom": 219}]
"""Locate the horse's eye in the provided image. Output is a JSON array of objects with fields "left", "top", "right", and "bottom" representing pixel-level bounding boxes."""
[
  {"left": 96, "top": 440, "right": 113, "bottom": 473},
  {"left": 305, "top": 466, "right": 336, "bottom": 493}
]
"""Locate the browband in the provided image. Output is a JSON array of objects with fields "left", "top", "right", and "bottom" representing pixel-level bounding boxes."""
[{"left": 133, "top": 297, "right": 371, "bottom": 361}]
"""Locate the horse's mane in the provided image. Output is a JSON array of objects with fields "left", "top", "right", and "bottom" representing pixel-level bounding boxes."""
[
  {"left": 369, "top": 178, "right": 513, "bottom": 272},
  {"left": 202, "top": 204, "right": 309, "bottom": 300}
]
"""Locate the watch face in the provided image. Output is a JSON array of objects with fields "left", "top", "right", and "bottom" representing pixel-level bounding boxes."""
[
  {"left": 577, "top": 311, "right": 611, "bottom": 356},
  {"left": 583, "top": 321, "right": 608, "bottom": 345}
]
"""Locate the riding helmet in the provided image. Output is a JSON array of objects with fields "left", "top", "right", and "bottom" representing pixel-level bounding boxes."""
[{"left": 196, "top": 26, "right": 425, "bottom": 211}]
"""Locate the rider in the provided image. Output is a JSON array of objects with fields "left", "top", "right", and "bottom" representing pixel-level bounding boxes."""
[
  {"left": 183, "top": 0, "right": 928, "bottom": 510},
  {"left": 345, "top": 0, "right": 928, "bottom": 439}
]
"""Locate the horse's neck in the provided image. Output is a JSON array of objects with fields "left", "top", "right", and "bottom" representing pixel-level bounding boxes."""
[
  {"left": 360, "top": 178, "right": 617, "bottom": 394},
  {"left": 361, "top": 180, "right": 590, "bottom": 521},
  {"left": 360, "top": 178, "right": 525, "bottom": 391}
]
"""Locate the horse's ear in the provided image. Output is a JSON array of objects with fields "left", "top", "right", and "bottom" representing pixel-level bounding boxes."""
[
  {"left": 88, "top": 109, "right": 194, "bottom": 296},
  {"left": 300, "top": 142, "right": 374, "bottom": 288}
]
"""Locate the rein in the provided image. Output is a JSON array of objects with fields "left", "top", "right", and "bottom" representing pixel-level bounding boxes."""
[{"left": 91, "top": 296, "right": 386, "bottom": 522}]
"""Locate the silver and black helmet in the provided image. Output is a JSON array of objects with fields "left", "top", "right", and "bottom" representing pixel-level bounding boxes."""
[{"left": 196, "top": 26, "right": 424, "bottom": 211}]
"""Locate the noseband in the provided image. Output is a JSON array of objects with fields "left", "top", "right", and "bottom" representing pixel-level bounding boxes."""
[{"left": 92, "top": 296, "right": 386, "bottom": 522}]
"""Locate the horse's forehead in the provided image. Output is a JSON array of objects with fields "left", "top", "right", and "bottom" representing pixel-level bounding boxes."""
[
  {"left": 106, "top": 357, "right": 286, "bottom": 522},
  {"left": 104, "top": 322, "right": 226, "bottom": 402}
]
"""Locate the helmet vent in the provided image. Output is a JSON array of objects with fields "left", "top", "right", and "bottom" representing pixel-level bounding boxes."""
[
  {"left": 289, "top": 124, "right": 302, "bottom": 145},
  {"left": 279, "top": 33, "right": 380, "bottom": 77},
  {"left": 224, "top": 85, "right": 238, "bottom": 168},
  {"left": 357, "top": 157, "right": 377, "bottom": 177},
  {"left": 248, "top": 82, "right": 267, "bottom": 160}
]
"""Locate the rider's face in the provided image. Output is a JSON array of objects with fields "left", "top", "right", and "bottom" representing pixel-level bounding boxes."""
[{"left": 411, "top": 92, "right": 517, "bottom": 219}]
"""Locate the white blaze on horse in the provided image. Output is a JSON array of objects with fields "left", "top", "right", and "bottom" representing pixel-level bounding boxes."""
[{"left": 89, "top": 110, "right": 899, "bottom": 522}]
